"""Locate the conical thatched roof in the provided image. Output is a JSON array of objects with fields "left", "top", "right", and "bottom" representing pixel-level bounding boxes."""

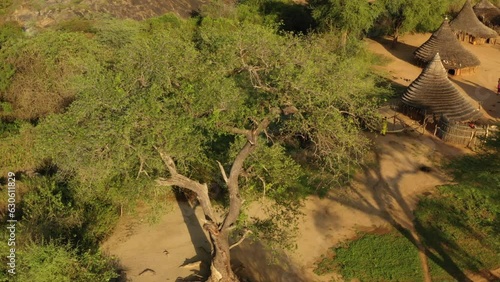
[
  {"left": 474, "top": 0, "right": 499, "bottom": 10},
  {"left": 401, "top": 53, "right": 480, "bottom": 122},
  {"left": 450, "top": 0, "right": 498, "bottom": 38},
  {"left": 414, "top": 20, "right": 480, "bottom": 69},
  {"left": 473, "top": 0, "right": 500, "bottom": 30}
]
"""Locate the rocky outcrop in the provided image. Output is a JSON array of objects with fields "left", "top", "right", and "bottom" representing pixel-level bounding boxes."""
[{"left": 6, "top": 0, "right": 207, "bottom": 31}]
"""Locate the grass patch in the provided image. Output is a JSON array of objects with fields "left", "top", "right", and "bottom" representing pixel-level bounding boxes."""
[
  {"left": 413, "top": 137, "right": 500, "bottom": 280},
  {"left": 314, "top": 231, "right": 424, "bottom": 281},
  {"left": 415, "top": 184, "right": 499, "bottom": 278},
  {"left": 315, "top": 132, "right": 500, "bottom": 281}
]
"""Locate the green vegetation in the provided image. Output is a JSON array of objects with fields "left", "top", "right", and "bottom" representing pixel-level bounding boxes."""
[
  {"left": 415, "top": 132, "right": 500, "bottom": 280},
  {"left": 3, "top": 241, "right": 117, "bottom": 282},
  {"left": 0, "top": 3, "right": 386, "bottom": 280},
  {"left": 0, "top": 0, "right": 497, "bottom": 281},
  {"left": 315, "top": 231, "right": 424, "bottom": 281}
]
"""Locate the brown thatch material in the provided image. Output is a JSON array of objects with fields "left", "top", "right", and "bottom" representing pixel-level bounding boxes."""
[
  {"left": 473, "top": 0, "right": 500, "bottom": 31},
  {"left": 450, "top": 0, "right": 498, "bottom": 39},
  {"left": 401, "top": 53, "right": 481, "bottom": 122},
  {"left": 414, "top": 20, "right": 480, "bottom": 70},
  {"left": 474, "top": 0, "right": 499, "bottom": 9}
]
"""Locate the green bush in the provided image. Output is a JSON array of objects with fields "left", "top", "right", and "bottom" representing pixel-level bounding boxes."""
[
  {"left": 0, "top": 117, "right": 20, "bottom": 137},
  {"left": 0, "top": 0, "right": 14, "bottom": 16},
  {"left": 0, "top": 123, "right": 36, "bottom": 176},
  {"left": 14, "top": 242, "right": 118, "bottom": 282},
  {"left": 55, "top": 19, "right": 96, "bottom": 33},
  {"left": 21, "top": 175, "right": 119, "bottom": 249},
  {"left": 315, "top": 232, "right": 423, "bottom": 281},
  {"left": 0, "top": 21, "right": 23, "bottom": 45},
  {"left": 0, "top": 30, "right": 107, "bottom": 120},
  {"left": 94, "top": 19, "right": 144, "bottom": 48}
]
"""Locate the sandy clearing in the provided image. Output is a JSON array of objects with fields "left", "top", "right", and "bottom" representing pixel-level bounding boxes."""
[{"left": 102, "top": 198, "right": 212, "bottom": 281}]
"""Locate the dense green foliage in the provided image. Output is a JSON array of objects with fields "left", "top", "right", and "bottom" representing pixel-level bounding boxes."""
[
  {"left": 21, "top": 175, "right": 119, "bottom": 249},
  {"left": 0, "top": 3, "right": 388, "bottom": 280},
  {"left": 309, "top": 0, "right": 381, "bottom": 37},
  {"left": 29, "top": 15, "right": 385, "bottom": 260},
  {"left": 0, "top": 240, "right": 117, "bottom": 282},
  {"left": 375, "top": 0, "right": 465, "bottom": 41},
  {"left": 315, "top": 231, "right": 424, "bottom": 281},
  {"left": 0, "top": 30, "right": 107, "bottom": 121},
  {"left": 415, "top": 132, "right": 500, "bottom": 279},
  {"left": 1, "top": 0, "right": 496, "bottom": 280}
]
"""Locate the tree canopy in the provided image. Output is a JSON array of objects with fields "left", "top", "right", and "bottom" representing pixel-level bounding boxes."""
[
  {"left": 377, "top": 0, "right": 465, "bottom": 43},
  {"left": 28, "top": 12, "right": 386, "bottom": 281}
]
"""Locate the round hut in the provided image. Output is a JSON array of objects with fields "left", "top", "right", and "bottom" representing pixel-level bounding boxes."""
[
  {"left": 401, "top": 53, "right": 483, "bottom": 144},
  {"left": 414, "top": 19, "right": 480, "bottom": 76},
  {"left": 473, "top": 0, "right": 500, "bottom": 34},
  {"left": 450, "top": 0, "right": 498, "bottom": 44}
]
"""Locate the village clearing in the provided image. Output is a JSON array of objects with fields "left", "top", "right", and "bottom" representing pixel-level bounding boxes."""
[{"left": 101, "top": 33, "right": 500, "bottom": 282}]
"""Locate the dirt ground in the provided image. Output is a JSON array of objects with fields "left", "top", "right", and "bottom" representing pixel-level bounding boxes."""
[{"left": 101, "top": 33, "right": 500, "bottom": 282}]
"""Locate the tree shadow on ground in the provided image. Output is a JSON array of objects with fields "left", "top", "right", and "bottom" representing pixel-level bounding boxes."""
[
  {"left": 450, "top": 76, "right": 500, "bottom": 119},
  {"left": 371, "top": 36, "right": 423, "bottom": 68},
  {"left": 311, "top": 131, "right": 494, "bottom": 281},
  {"left": 174, "top": 190, "right": 211, "bottom": 281}
]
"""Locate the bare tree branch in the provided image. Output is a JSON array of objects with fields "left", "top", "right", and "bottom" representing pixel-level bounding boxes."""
[
  {"left": 253, "top": 118, "right": 271, "bottom": 136},
  {"left": 136, "top": 155, "right": 149, "bottom": 179},
  {"left": 154, "top": 146, "right": 218, "bottom": 222},
  {"left": 154, "top": 145, "right": 177, "bottom": 176},
  {"left": 222, "top": 117, "right": 272, "bottom": 230},
  {"left": 229, "top": 230, "right": 253, "bottom": 250},
  {"left": 222, "top": 126, "right": 251, "bottom": 139},
  {"left": 257, "top": 176, "right": 266, "bottom": 198},
  {"left": 217, "top": 161, "right": 229, "bottom": 184}
]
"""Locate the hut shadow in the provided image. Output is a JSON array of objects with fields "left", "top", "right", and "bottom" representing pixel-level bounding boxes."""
[
  {"left": 371, "top": 36, "right": 422, "bottom": 67},
  {"left": 174, "top": 190, "right": 211, "bottom": 281},
  {"left": 311, "top": 132, "right": 493, "bottom": 281},
  {"left": 450, "top": 77, "right": 500, "bottom": 119}
]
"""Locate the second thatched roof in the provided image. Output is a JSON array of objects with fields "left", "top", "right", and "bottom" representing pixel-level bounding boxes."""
[
  {"left": 450, "top": 0, "right": 498, "bottom": 38},
  {"left": 473, "top": 0, "right": 500, "bottom": 30},
  {"left": 414, "top": 20, "right": 480, "bottom": 69},
  {"left": 474, "top": 0, "right": 499, "bottom": 10},
  {"left": 401, "top": 53, "right": 481, "bottom": 122}
]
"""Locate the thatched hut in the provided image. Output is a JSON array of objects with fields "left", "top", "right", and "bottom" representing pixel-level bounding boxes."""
[
  {"left": 401, "top": 53, "right": 484, "bottom": 144},
  {"left": 414, "top": 20, "right": 480, "bottom": 75},
  {"left": 473, "top": 0, "right": 500, "bottom": 34},
  {"left": 402, "top": 53, "right": 480, "bottom": 121},
  {"left": 450, "top": 0, "right": 498, "bottom": 44}
]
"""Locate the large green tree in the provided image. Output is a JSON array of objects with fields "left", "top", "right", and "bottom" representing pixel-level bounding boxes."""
[
  {"left": 36, "top": 14, "right": 384, "bottom": 281},
  {"left": 378, "top": 0, "right": 462, "bottom": 46},
  {"left": 309, "top": 0, "right": 382, "bottom": 44}
]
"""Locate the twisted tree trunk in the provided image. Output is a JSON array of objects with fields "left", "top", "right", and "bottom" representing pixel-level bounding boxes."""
[
  {"left": 155, "top": 119, "right": 269, "bottom": 281},
  {"left": 207, "top": 227, "right": 237, "bottom": 282}
]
